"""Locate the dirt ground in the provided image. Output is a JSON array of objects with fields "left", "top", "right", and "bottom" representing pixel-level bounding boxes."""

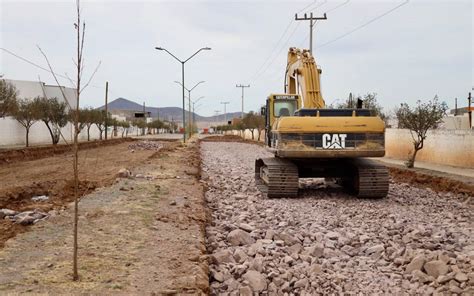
[
  {"left": 0, "top": 138, "right": 133, "bottom": 164},
  {"left": 389, "top": 167, "right": 474, "bottom": 196},
  {"left": 1, "top": 135, "right": 471, "bottom": 294},
  {"left": 0, "top": 140, "right": 160, "bottom": 248},
  {"left": 0, "top": 139, "right": 209, "bottom": 294}
]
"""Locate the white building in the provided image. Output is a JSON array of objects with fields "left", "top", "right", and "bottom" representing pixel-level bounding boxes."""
[{"left": 0, "top": 79, "right": 103, "bottom": 147}]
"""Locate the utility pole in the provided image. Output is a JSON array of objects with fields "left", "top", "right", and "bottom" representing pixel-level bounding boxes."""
[
  {"left": 295, "top": 12, "right": 327, "bottom": 54},
  {"left": 104, "top": 81, "right": 108, "bottom": 140},
  {"left": 454, "top": 98, "right": 458, "bottom": 116},
  {"left": 191, "top": 96, "right": 204, "bottom": 135},
  {"left": 143, "top": 101, "right": 146, "bottom": 136},
  {"left": 188, "top": 93, "right": 192, "bottom": 137},
  {"left": 221, "top": 101, "right": 230, "bottom": 125},
  {"left": 236, "top": 84, "right": 250, "bottom": 118},
  {"left": 468, "top": 92, "right": 472, "bottom": 129},
  {"left": 214, "top": 110, "right": 220, "bottom": 133}
]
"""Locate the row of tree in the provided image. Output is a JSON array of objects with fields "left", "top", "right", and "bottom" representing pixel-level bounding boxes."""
[
  {"left": 213, "top": 111, "right": 265, "bottom": 140},
  {"left": 0, "top": 80, "right": 178, "bottom": 147}
]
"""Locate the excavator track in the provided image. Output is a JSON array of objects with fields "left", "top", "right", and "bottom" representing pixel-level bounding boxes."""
[
  {"left": 255, "top": 158, "right": 299, "bottom": 198},
  {"left": 348, "top": 159, "right": 389, "bottom": 198}
]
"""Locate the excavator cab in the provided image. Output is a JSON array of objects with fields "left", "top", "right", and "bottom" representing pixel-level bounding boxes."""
[{"left": 262, "top": 94, "right": 301, "bottom": 146}]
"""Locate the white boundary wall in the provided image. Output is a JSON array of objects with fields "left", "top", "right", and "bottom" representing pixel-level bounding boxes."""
[
  {"left": 0, "top": 117, "right": 139, "bottom": 148},
  {"left": 385, "top": 128, "right": 473, "bottom": 168},
  {"left": 0, "top": 79, "right": 141, "bottom": 147}
]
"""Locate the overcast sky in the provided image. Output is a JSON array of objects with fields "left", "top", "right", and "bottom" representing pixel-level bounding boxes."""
[{"left": 1, "top": 0, "right": 472, "bottom": 116}]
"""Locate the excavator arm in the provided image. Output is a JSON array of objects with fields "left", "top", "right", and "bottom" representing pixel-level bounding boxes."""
[{"left": 285, "top": 47, "right": 325, "bottom": 109}]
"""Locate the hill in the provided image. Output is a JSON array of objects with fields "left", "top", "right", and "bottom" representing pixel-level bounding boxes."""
[{"left": 99, "top": 98, "right": 243, "bottom": 122}]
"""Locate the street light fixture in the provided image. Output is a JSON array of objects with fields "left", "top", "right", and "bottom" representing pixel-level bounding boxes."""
[
  {"left": 154, "top": 46, "right": 211, "bottom": 142},
  {"left": 193, "top": 96, "right": 205, "bottom": 104}
]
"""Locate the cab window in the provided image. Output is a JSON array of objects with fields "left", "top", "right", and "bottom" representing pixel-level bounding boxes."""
[{"left": 274, "top": 100, "right": 297, "bottom": 117}]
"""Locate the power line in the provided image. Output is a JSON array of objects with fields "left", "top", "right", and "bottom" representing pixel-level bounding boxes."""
[
  {"left": 267, "top": 0, "right": 409, "bottom": 87},
  {"left": 252, "top": 1, "right": 331, "bottom": 83},
  {"left": 325, "top": 0, "right": 350, "bottom": 14},
  {"left": 295, "top": 12, "right": 327, "bottom": 54},
  {"left": 250, "top": 0, "right": 325, "bottom": 81},
  {"left": 1, "top": 47, "right": 70, "bottom": 80},
  {"left": 316, "top": 0, "right": 410, "bottom": 49},
  {"left": 297, "top": 0, "right": 351, "bottom": 47},
  {"left": 254, "top": 22, "right": 302, "bottom": 82},
  {"left": 1, "top": 47, "right": 109, "bottom": 92},
  {"left": 297, "top": 0, "right": 320, "bottom": 14}
]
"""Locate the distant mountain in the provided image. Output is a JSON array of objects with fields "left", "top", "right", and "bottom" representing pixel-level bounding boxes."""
[
  {"left": 99, "top": 97, "right": 243, "bottom": 122},
  {"left": 101, "top": 97, "right": 142, "bottom": 110}
]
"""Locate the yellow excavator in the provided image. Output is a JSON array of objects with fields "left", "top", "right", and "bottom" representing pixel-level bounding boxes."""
[{"left": 255, "top": 47, "right": 389, "bottom": 198}]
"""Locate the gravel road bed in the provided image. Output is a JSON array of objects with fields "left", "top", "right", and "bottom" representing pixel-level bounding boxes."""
[{"left": 201, "top": 142, "right": 473, "bottom": 295}]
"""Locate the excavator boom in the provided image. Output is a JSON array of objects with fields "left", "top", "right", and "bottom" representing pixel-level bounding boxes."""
[{"left": 286, "top": 47, "right": 325, "bottom": 109}]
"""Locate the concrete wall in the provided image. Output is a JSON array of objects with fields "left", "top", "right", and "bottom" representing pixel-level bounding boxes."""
[
  {"left": 385, "top": 128, "right": 473, "bottom": 168},
  {"left": 443, "top": 115, "right": 471, "bottom": 130},
  {"left": 0, "top": 117, "right": 135, "bottom": 148}
]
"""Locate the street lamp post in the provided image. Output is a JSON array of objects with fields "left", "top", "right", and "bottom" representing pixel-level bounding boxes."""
[
  {"left": 174, "top": 81, "right": 205, "bottom": 137},
  {"left": 155, "top": 46, "right": 211, "bottom": 142},
  {"left": 192, "top": 96, "right": 204, "bottom": 133}
]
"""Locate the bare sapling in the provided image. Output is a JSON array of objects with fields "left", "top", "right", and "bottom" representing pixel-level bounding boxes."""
[{"left": 38, "top": 0, "right": 100, "bottom": 281}]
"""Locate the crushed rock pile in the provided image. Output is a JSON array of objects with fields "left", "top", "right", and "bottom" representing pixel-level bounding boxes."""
[
  {"left": 201, "top": 142, "right": 473, "bottom": 295},
  {"left": 128, "top": 141, "right": 163, "bottom": 151}
]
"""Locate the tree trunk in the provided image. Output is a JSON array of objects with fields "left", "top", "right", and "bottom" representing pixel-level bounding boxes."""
[
  {"left": 87, "top": 125, "right": 91, "bottom": 141},
  {"left": 407, "top": 144, "right": 421, "bottom": 168},
  {"left": 250, "top": 129, "right": 255, "bottom": 140},
  {"left": 44, "top": 121, "right": 56, "bottom": 145},
  {"left": 53, "top": 133, "right": 60, "bottom": 145},
  {"left": 25, "top": 127, "right": 29, "bottom": 147}
]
